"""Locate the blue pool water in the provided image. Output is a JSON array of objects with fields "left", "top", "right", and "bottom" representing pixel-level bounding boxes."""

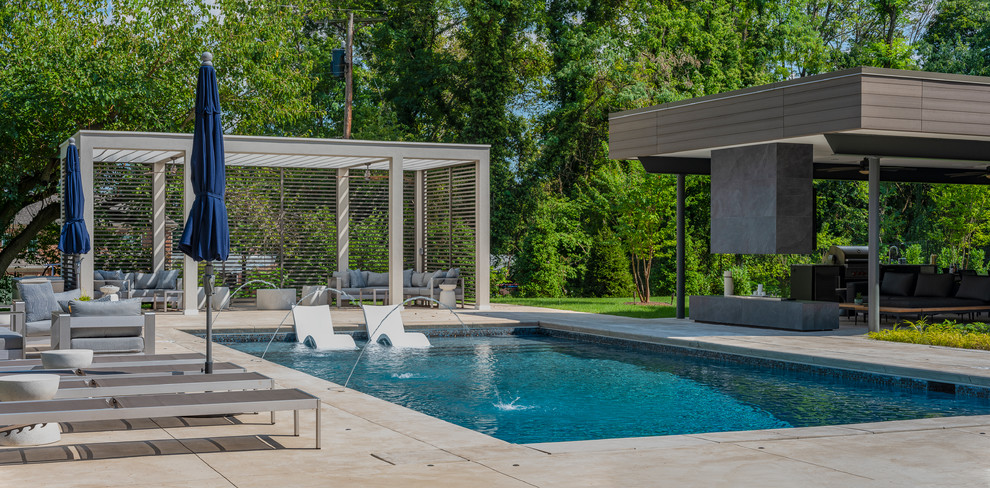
[{"left": 228, "top": 334, "right": 990, "bottom": 444}]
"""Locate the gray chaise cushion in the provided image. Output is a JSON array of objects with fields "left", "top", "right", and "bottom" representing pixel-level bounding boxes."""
[
  {"left": 366, "top": 271, "right": 388, "bottom": 286},
  {"left": 17, "top": 282, "right": 58, "bottom": 323},
  {"left": 155, "top": 269, "right": 180, "bottom": 289},
  {"left": 69, "top": 298, "right": 143, "bottom": 317},
  {"left": 70, "top": 337, "right": 144, "bottom": 353}
]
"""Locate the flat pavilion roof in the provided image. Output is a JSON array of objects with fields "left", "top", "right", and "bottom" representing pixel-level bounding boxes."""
[
  {"left": 61, "top": 131, "right": 489, "bottom": 171},
  {"left": 609, "top": 67, "right": 990, "bottom": 184}
]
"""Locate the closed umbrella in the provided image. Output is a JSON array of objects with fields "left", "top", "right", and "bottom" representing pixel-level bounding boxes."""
[
  {"left": 178, "top": 52, "right": 229, "bottom": 373},
  {"left": 58, "top": 138, "right": 91, "bottom": 290}
]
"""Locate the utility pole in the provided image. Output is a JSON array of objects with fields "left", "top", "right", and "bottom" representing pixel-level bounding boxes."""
[{"left": 344, "top": 11, "right": 354, "bottom": 139}]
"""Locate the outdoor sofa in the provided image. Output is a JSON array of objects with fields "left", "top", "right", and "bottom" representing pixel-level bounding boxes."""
[
  {"left": 845, "top": 272, "right": 990, "bottom": 319},
  {"left": 93, "top": 269, "right": 181, "bottom": 306},
  {"left": 329, "top": 267, "right": 464, "bottom": 308}
]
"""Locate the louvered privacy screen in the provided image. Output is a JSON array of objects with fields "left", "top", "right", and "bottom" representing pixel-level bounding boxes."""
[{"left": 89, "top": 161, "right": 477, "bottom": 304}]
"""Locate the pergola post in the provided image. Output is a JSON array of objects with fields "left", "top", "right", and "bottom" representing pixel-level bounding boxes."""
[
  {"left": 152, "top": 161, "right": 166, "bottom": 272},
  {"left": 78, "top": 135, "right": 95, "bottom": 298},
  {"left": 336, "top": 168, "right": 349, "bottom": 276},
  {"left": 676, "top": 174, "right": 685, "bottom": 318},
  {"left": 868, "top": 156, "right": 881, "bottom": 333},
  {"left": 182, "top": 147, "right": 198, "bottom": 315},
  {"left": 388, "top": 156, "right": 404, "bottom": 305},
  {"left": 414, "top": 170, "right": 425, "bottom": 272},
  {"left": 475, "top": 153, "right": 491, "bottom": 310}
]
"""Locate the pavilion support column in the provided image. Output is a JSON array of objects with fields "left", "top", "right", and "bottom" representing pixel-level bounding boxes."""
[
  {"left": 336, "top": 169, "right": 349, "bottom": 274},
  {"left": 414, "top": 170, "right": 425, "bottom": 272},
  {"left": 79, "top": 136, "right": 95, "bottom": 298},
  {"left": 182, "top": 148, "right": 198, "bottom": 315},
  {"left": 676, "top": 174, "right": 685, "bottom": 319},
  {"left": 388, "top": 157, "right": 404, "bottom": 305},
  {"left": 152, "top": 161, "right": 166, "bottom": 272},
  {"left": 475, "top": 154, "right": 491, "bottom": 310},
  {"left": 868, "top": 156, "right": 881, "bottom": 333}
]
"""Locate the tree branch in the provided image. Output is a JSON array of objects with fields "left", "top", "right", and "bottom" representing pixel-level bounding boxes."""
[{"left": 0, "top": 201, "right": 61, "bottom": 275}]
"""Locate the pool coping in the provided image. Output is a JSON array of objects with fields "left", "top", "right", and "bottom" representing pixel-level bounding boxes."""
[{"left": 193, "top": 322, "right": 990, "bottom": 449}]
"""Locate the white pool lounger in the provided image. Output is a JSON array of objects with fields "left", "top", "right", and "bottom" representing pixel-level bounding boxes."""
[
  {"left": 362, "top": 305, "right": 430, "bottom": 348},
  {"left": 291, "top": 305, "right": 357, "bottom": 350}
]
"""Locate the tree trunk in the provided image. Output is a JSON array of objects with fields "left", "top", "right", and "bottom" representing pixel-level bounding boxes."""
[{"left": 0, "top": 201, "right": 61, "bottom": 275}]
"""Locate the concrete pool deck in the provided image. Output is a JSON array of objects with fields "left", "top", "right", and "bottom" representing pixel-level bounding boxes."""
[{"left": 4, "top": 303, "right": 990, "bottom": 487}]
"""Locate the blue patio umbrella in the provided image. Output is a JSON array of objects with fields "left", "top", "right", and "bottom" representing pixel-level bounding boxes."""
[
  {"left": 178, "top": 52, "right": 229, "bottom": 373},
  {"left": 58, "top": 138, "right": 91, "bottom": 290}
]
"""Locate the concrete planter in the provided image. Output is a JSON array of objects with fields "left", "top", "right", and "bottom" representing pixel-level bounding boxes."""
[
  {"left": 300, "top": 286, "right": 328, "bottom": 306},
  {"left": 197, "top": 286, "right": 231, "bottom": 311},
  {"left": 256, "top": 288, "right": 296, "bottom": 310},
  {"left": 41, "top": 349, "right": 93, "bottom": 369}
]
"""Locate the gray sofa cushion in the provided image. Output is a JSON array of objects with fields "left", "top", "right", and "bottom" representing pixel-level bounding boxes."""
[
  {"left": 955, "top": 275, "right": 990, "bottom": 301},
  {"left": 17, "top": 282, "right": 58, "bottom": 323},
  {"left": 0, "top": 328, "right": 23, "bottom": 350},
  {"left": 348, "top": 269, "right": 367, "bottom": 288},
  {"left": 130, "top": 289, "right": 158, "bottom": 298},
  {"left": 132, "top": 272, "right": 157, "bottom": 290},
  {"left": 403, "top": 269, "right": 413, "bottom": 287},
  {"left": 70, "top": 336, "right": 144, "bottom": 353},
  {"left": 914, "top": 273, "right": 955, "bottom": 297},
  {"left": 366, "top": 271, "right": 388, "bottom": 286},
  {"left": 155, "top": 269, "right": 180, "bottom": 289},
  {"left": 69, "top": 298, "right": 143, "bottom": 317},
  {"left": 880, "top": 273, "right": 916, "bottom": 297},
  {"left": 26, "top": 320, "right": 51, "bottom": 337},
  {"left": 332, "top": 271, "right": 350, "bottom": 289},
  {"left": 71, "top": 326, "right": 144, "bottom": 338}
]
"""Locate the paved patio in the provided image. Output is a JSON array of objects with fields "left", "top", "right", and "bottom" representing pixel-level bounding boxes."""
[{"left": 5, "top": 304, "right": 990, "bottom": 487}]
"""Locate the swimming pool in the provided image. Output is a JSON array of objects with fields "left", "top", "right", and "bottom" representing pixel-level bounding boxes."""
[{"left": 225, "top": 331, "right": 990, "bottom": 444}]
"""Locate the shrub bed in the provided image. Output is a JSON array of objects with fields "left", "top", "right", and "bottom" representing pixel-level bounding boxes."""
[{"left": 868, "top": 319, "right": 990, "bottom": 350}]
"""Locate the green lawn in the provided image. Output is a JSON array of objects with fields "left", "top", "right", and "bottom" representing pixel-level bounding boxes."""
[{"left": 491, "top": 296, "right": 687, "bottom": 319}]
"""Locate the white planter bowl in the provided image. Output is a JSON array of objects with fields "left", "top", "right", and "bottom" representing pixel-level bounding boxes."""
[
  {"left": 41, "top": 349, "right": 94, "bottom": 369},
  {"left": 0, "top": 374, "right": 61, "bottom": 401}
]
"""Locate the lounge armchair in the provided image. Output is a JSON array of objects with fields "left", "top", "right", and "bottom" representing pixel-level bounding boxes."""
[
  {"left": 0, "top": 388, "right": 321, "bottom": 449},
  {"left": 10, "top": 280, "right": 82, "bottom": 340},
  {"left": 51, "top": 299, "right": 155, "bottom": 355},
  {"left": 361, "top": 304, "right": 430, "bottom": 348},
  {"left": 291, "top": 305, "right": 356, "bottom": 350}
]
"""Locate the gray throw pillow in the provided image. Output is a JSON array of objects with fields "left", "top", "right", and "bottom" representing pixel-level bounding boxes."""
[
  {"left": 366, "top": 271, "right": 388, "bottom": 286},
  {"left": 106, "top": 270, "right": 125, "bottom": 281},
  {"left": 54, "top": 288, "right": 82, "bottom": 312},
  {"left": 412, "top": 271, "right": 427, "bottom": 288},
  {"left": 429, "top": 270, "right": 446, "bottom": 287},
  {"left": 403, "top": 269, "right": 413, "bottom": 288},
  {"left": 914, "top": 273, "right": 955, "bottom": 298},
  {"left": 93, "top": 270, "right": 105, "bottom": 280},
  {"left": 331, "top": 270, "right": 350, "bottom": 289},
  {"left": 879, "top": 273, "right": 916, "bottom": 297},
  {"left": 17, "top": 282, "right": 58, "bottom": 323},
  {"left": 443, "top": 268, "right": 460, "bottom": 285},
  {"left": 348, "top": 268, "right": 367, "bottom": 288},
  {"left": 155, "top": 269, "right": 180, "bottom": 289},
  {"left": 69, "top": 298, "right": 143, "bottom": 317},
  {"left": 955, "top": 275, "right": 990, "bottom": 301}
]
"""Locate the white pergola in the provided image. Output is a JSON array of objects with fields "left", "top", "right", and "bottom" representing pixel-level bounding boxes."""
[{"left": 59, "top": 130, "right": 491, "bottom": 312}]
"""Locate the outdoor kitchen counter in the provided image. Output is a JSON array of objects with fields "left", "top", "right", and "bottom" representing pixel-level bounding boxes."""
[{"left": 689, "top": 295, "right": 839, "bottom": 331}]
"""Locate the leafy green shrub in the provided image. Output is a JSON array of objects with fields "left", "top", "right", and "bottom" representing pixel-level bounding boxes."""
[
  {"left": 0, "top": 275, "right": 13, "bottom": 304},
  {"left": 903, "top": 243, "right": 924, "bottom": 265},
  {"left": 868, "top": 318, "right": 990, "bottom": 350},
  {"left": 490, "top": 265, "right": 510, "bottom": 298},
  {"left": 728, "top": 266, "right": 752, "bottom": 296},
  {"left": 583, "top": 230, "right": 633, "bottom": 298},
  {"left": 969, "top": 249, "right": 988, "bottom": 274}
]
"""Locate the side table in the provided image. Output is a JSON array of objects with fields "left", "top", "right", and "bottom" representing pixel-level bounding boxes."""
[{"left": 438, "top": 284, "right": 457, "bottom": 309}]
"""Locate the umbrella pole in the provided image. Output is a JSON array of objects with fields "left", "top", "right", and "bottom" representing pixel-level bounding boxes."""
[{"left": 205, "top": 261, "right": 214, "bottom": 374}]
